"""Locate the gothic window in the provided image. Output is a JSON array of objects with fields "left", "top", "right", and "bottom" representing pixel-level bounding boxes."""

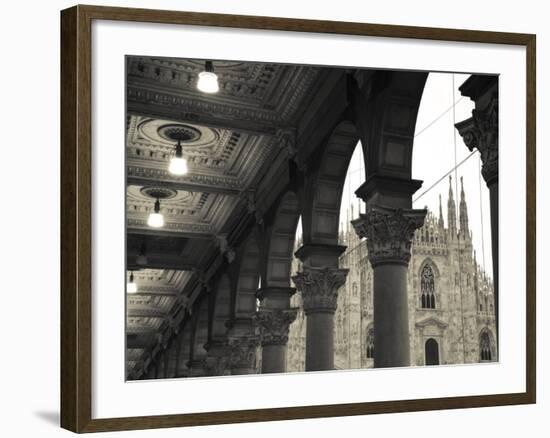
[
  {"left": 420, "top": 264, "right": 436, "bottom": 309},
  {"left": 366, "top": 328, "right": 375, "bottom": 359},
  {"left": 353, "top": 282, "right": 358, "bottom": 297},
  {"left": 480, "top": 331, "right": 493, "bottom": 361}
]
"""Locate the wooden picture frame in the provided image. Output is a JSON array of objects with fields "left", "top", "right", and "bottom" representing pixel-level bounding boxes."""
[{"left": 60, "top": 4, "right": 536, "bottom": 433}]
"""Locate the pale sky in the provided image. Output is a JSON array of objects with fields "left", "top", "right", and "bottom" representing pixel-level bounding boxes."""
[{"left": 339, "top": 72, "right": 493, "bottom": 276}]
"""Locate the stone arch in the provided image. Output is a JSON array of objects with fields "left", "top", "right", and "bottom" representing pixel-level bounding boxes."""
[
  {"left": 418, "top": 258, "right": 440, "bottom": 309},
  {"left": 301, "top": 120, "right": 360, "bottom": 246},
  {"left": 233, "top": 232, "right": 262, "bottom": 319},
  {"left": 352, "top": 71, "right": 428, "bottom": 187},
  {"left": 479, "top": 327, "right": 496, "bottom": 361},
  {"left": 263, "top": 191, "right": 301, "bottom": 288}
]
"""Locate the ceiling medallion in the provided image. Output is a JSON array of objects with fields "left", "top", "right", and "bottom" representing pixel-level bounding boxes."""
[
  {"left": 140, "top": 186, "right": 177, "bottom": 200},
  {"left": 158, "top": 124, "right": 202, "bottom": 143}
]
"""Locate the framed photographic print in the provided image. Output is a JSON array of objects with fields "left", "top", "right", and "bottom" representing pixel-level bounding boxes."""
[{"left": 60, "top": 4, "right": 536, "bottom": 433}]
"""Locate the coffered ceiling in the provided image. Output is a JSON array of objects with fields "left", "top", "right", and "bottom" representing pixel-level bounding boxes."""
[{"left": 125, "top": 56, "right": 335, "bottom": 377}]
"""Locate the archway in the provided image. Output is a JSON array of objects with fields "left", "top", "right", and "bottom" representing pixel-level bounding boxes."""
[
  {"left": 425, "top": 338, "right": 440, "bottom": 365},
  {"left": 263, "top": 191, "right": 301, "bottom": 289}
]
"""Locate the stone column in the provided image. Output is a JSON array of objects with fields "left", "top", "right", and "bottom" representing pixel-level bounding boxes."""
[
  {"left": 227, "top": 336, "right": 260, "bottom": 375},
  {"left": 455, "top": 75, "right": 499, "bottom": 349},
  {"left": 225, "top": 318, "right": 259, "bottom": 375},
  {"left": 352, "top": 206, "right": 426, "bottom": 368},
  {"left": 203, "top": 340, "right": 230, "bottom": 377},
  {"left": 256, "top": 308, "right": 298, "bottom": 374},
  {"left": 292, "top": 266, "right": 348, "bottom": 371},
  {"left": 256, "top": 286, "right": 296, "bottom": 374}
]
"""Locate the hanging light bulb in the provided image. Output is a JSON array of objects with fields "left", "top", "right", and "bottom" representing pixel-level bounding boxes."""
[
  {"left": 197, "top": 61, "right": 219, "bottom": 93},
  {"left": 168, "top": 139, "right": 188, "bottom": 175},
  {"left": 127, "top": 271, "right": 138, "bottom": 294},
  {"left": 147, "top": 198, "right": 164, "bottom": 228}
]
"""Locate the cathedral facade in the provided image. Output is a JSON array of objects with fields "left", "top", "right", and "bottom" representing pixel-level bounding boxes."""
[{"left": 286, "top": 176, "right": 497, "bottom": 371}]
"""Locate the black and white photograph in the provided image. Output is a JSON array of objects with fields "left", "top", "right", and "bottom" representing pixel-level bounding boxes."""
[
  {"left": 124, "top": 57, "right": 498, "bottom": 379},
  {"left": 2, "top": 0, "right": 544, "bottom": 436}
]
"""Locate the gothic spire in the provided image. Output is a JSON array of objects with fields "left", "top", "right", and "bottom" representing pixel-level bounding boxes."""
[
  {"left": 473, "top": 250, "right": 479, "bottom": 293},
  {"left": 438, "top": 194, "right": 444, "bottom": 229},
  {"left": 459, "top": 176, "right": 470, "bottom": 238},
  {"left": 447, "top": 175, "right": 457, "bottom": 237}
]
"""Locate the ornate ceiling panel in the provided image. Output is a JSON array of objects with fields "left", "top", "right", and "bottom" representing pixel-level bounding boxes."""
[{"left": 127, "top": 57, "right": 320, "bottom": 127}]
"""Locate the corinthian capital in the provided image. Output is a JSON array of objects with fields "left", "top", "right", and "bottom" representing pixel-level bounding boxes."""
[
  {"left": 455, "top": 94, "right": 498, "bottom": 186},
  {"left": 352, "top": 206, "right": 426, "bottom": 267},
  {"left": 228, "top": 337, "right": 260, "bottom": 371},
  {"left": 292, "top": 267, "right": 348, "bottom": 313},
  {"left": 255, "top": 308, "right": 298, "bottom": 346}
]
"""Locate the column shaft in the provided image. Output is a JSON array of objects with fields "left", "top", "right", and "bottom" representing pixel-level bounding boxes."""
[
  {"left": 261, "top": 345, "right": 286, "bottom": 374},
  {"left": 292, "top": 260, "right": 348, "bottom": 372},
  {"left": 305, "top": 311, "right": 334, "bottom": 371},
  {"left": 373, "top": 264, "right": 409, "bottom": 367},
  {"left": 352, "top": 205, "right": 426, "bottom": 368},
  {"left": 255, "top": 297, "right": 297, "bottom": 375}
]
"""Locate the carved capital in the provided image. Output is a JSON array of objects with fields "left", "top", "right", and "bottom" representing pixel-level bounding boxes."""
[
  {"left": 255, "top": 308, "right": 298, "bottom": 346},
  {"left": 292, "top": 267, "right": 348, "bottom": 313},
  {"left": 455, "top": 94, "right": 498, "bottom": 186},
  {"left": 352, "top": 206, "right": 426, "bottom": 267},
  {"left": 214, "top": 234, "right": 236, "bottom": 263},
  {"left": 276, "top": 127, "right": 297, "bottom": 159},
  {"left": 227, "top": 337, "right": 260, "bottom": 371}
]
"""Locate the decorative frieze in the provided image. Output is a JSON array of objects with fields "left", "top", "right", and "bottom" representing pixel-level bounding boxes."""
[
  {"left": 255, "top": 309, "right": 298, "bottom": 346},
  {"left": 352, "top": 206, "right": 426, "bottom": 267},
  {"left": 292, "top": 267, "right": 348, "bottom": 313},
  {"left": 455, "top": 94, "right": 498, "bottom": 186}
]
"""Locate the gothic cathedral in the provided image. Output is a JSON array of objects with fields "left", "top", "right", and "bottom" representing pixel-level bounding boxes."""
[{"left": 286, "top": 175, "right": 497, "bottom": 371}]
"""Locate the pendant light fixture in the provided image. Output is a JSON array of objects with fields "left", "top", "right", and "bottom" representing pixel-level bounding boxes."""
[
  {"left": 197, "top": 60, "right": 219, "bottom": 93},
  {"left": 147, "top": 198, "right": 164, "bottom": 228},
  {"left": 168, "top": 139, "right": 188, "bottom": 175},
  {"left": 127, "top": 271, "right": 138, "bottom": 294}
]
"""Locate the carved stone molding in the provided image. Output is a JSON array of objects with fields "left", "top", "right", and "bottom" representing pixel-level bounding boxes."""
[
  {"left": 352, "top": 206, "right": 426, "bottom": 267},
  {"left": 255, "top": 308, "right": 298, "bottom": 346},
  {"left": 227, "top": 337, "right": 260, "bottom": 370},
  {"left": 292, "top": 267, "right": 348, "bottom": 313},
  {"left": 455, "top": 94, "right": 498, "bottom": 186}
]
